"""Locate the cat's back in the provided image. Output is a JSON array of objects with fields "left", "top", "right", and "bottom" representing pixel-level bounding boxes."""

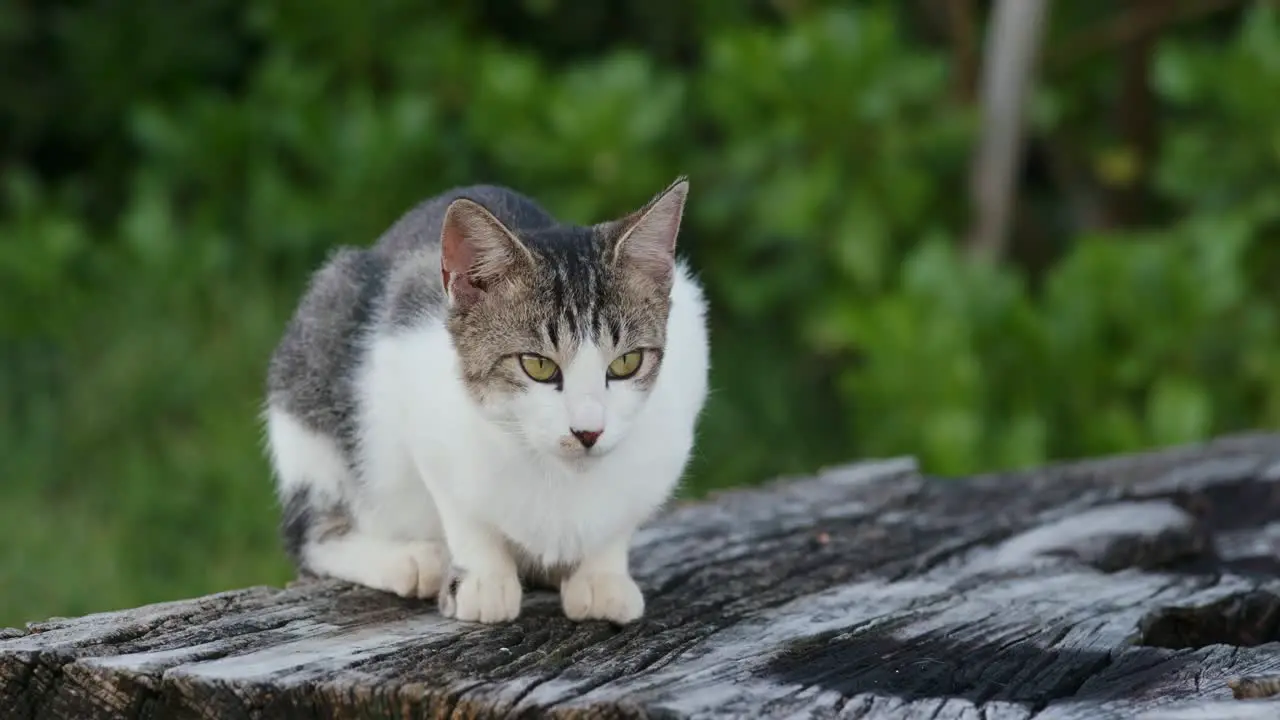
[
  {"left": 267, "top": 246, "right": 389, "bottom": 438},
  {"left": 372, "top": 185, "right": 560, "bottom": 258}
]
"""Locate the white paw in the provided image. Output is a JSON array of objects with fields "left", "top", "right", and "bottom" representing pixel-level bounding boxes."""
[
  {"left": 561, "top": 572, "right": 644, "bottom": 624},
  {"left": 438, "top": 567, "right": 522, "bottom": 623},
  {"left": 378, "top": 541, "right": 448, "bottom": 599}
]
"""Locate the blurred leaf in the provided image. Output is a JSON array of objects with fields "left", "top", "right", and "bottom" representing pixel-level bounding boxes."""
[{"left": 1147, "top": 376, "right": 1212, "bottom": 447}]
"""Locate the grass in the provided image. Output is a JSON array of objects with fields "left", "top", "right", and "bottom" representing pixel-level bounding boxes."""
[{"left": 0, "top": 268, "right": 294, "bottom": 627}]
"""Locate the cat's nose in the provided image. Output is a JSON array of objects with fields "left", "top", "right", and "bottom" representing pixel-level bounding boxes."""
[{"left": 571, "top": 429, "right": 602, "bottom": 448}]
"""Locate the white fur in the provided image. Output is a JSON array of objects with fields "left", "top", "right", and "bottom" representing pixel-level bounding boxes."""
[
  {"left": 270, "top": 262, "right": 709, "bottom": 624},
  {"left": 265, "top": 409, "right": 346, "bottom": 499}
]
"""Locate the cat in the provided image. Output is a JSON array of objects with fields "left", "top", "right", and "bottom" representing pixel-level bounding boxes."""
[{"left": 263, "top": 177, "right": 709, "bottom": 624}]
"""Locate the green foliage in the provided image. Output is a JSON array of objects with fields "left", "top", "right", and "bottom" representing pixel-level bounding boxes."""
[{"left": 2, "top": 0, "right": 1279, "bottom": 626}]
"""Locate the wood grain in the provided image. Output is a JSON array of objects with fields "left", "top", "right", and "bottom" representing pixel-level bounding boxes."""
[{"left": 5, "top": 435, "right": 1280, "bottom": 718}]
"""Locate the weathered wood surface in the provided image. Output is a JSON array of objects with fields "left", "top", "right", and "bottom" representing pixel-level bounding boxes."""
[{"left": 6, "top": 434, "right": 1280, "bottom": 719}]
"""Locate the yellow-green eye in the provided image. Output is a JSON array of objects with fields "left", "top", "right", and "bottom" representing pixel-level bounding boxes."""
[
  {"left": 607, "top": 351, "right": 643, "bottom": 380},
  {"left": 519, "top": 354, "right": 560, "bottom": 383}
]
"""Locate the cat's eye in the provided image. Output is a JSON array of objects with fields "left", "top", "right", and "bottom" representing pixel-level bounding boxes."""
[
  {"left": 519, "top": 354, "right": 561, "bottom": 383},
  {"left": 607, "top": 351, "right": 643, "bottom": 380}
]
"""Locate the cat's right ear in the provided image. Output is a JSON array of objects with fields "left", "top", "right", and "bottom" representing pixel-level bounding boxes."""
[{"left": 440, "top": 199, "right": 533, "bottom": 307}]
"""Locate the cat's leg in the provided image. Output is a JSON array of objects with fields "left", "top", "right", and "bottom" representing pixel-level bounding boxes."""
[
  {"left": 433, "top": 496, "right": 522, "bottom": 623},
  {"left": 560, "top": 530, "right": 644, "bottom": 624},
  {"left": 267, "top": 406, "right": 448, "bottom": 598}
]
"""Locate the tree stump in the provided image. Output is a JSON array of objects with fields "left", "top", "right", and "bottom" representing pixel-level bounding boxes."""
[{"left": 5, "top": 433, "right": 1280, "bottom": 719}]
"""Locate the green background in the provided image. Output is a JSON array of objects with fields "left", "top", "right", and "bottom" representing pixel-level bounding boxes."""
[{"left": 3, "top": 0, "right": 1280, "bottom": 627}]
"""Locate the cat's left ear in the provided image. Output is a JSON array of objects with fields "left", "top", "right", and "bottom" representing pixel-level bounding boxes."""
[
  {"left": 440, "top": 198, "right": 534, "bottom": 308},
  {"left": 609, "top": 177, "right": 688, "bottom": 286}
]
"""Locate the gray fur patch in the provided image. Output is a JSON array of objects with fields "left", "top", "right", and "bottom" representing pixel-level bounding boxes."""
[
  {"left": 279, "top": 486, "right": 352, "bottom": 569},
  {"left": 510, "top": 541, "right": 576, "bottom": 590},
  {"left": 266, "top": 247, "right": 388, "bottom": 462},
  {"left": 383, "top": 248, "right": 446, "bottom": 330}
]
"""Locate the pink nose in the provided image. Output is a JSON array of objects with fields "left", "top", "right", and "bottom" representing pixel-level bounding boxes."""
[{"left": 571, "top": 429, "right": 602, "bottom": 448}]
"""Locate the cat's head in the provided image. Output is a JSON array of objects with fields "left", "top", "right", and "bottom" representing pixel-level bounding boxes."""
[{"left": 440, "top": 178, "right": 688, "bottom": 461}]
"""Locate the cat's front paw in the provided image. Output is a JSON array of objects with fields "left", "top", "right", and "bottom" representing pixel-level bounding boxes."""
[
  {"left": 438, "top": 565, "right": 522, "bottom": 623},
  {"left": 561, "top": 572, "right": 644, "bottom": 625}
]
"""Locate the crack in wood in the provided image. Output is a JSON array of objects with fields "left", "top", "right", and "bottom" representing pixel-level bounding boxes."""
[{"left": 1139, "top": 590, "right": 1280, "bottom": 650}]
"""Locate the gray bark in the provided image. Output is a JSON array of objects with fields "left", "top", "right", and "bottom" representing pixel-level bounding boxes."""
[{"left": 5, "top": 433, "right": 1280, "bottom": 718}]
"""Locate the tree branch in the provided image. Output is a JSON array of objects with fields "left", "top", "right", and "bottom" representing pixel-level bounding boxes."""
[{"left": 966, "top": 0, "right": 1052, "bottom": 263}]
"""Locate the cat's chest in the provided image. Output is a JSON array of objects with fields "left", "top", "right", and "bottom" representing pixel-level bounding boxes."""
[{"left": 470, "top": 454, "right": 651, "bottom": 566}]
